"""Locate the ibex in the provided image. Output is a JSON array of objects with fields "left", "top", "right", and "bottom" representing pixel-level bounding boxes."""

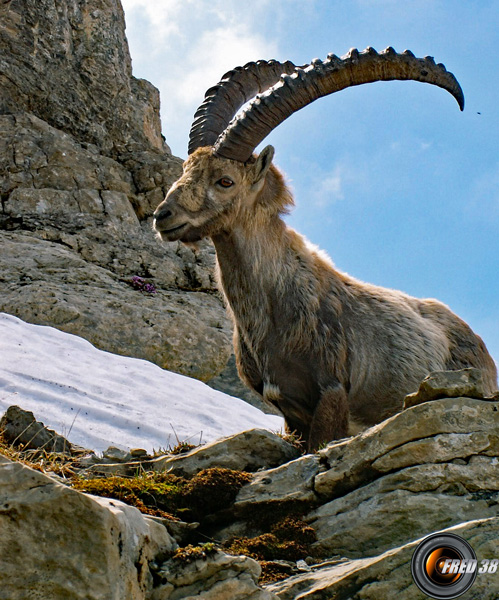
[{"left": 154, "top": 48, "right": 497, "bottom": 451}]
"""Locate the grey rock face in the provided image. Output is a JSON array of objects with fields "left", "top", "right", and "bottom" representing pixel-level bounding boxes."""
[
  {"left": 309, "top": 455, "right": 499, "bottom": 558},
  {"left": 314, "top": 396, "right": 499, "bottom": 498},
  {"left": 0, "top": 0, "right": 239, "bottom": 383},
  {"left": 0, "top": 0, "right": 163, "bottom": 156},
  {"left": 307, "top": 397, "right": 499, "bottom": 557},
  {"left": 0, "top": 231, "right": 231, "bottom": 380}
]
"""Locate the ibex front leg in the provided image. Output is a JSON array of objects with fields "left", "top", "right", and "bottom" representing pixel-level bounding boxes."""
[{"left": 308, "top": 383, "right": 349, "bottom": 452}]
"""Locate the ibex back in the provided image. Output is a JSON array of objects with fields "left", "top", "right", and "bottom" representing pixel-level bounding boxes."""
[{"left": 154, "top": 48, "right": 498, "bottom": 451}]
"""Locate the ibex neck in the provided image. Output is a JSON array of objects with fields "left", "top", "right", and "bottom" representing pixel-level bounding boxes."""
[
  {"left": 212, "top": 217, "right": 332, "bottom": 341},
  {"left": 212, "top": 218, "right": 289, "bottom": 301}
]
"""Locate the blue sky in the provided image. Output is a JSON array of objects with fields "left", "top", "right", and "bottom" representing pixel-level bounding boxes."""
[{"left": 121, "top": 0, "right": 498, "bottom": 368}]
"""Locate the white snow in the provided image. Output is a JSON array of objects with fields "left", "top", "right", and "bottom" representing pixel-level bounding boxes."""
[{"left": 0, "top": 313, "right": 283, "bottom": 453}]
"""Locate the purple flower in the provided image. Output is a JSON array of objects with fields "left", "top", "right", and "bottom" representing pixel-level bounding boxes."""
[{"left": 129, "top": 276, "right": 157, "bottom": 294}]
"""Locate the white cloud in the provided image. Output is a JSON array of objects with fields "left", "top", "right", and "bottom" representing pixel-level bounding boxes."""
[
  {"left": 122, "top": 0, "right": 279, "bottom": 156},
  {"left": 122, "top": 0, "right": 188, "bottom": 39},
  {"left": 174, "top": 26, "right": 278, "bottom": 106},
  {"left": 315, "top": 164, "right": 345, "bottom": 207}
]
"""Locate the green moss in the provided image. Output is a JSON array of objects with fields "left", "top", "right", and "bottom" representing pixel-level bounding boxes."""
[
  {"left": 72, "top": 467, "right": 251, "bottom": 521},
  {"left": 72, "top": 472, "right": 183, "bottom": 519}
]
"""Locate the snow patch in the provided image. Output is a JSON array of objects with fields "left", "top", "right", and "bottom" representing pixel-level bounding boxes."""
[{"left": 0, "top": 313, "right": 283, "bottom": 452}]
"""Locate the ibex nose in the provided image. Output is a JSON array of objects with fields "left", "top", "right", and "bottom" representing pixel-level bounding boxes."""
[
  {"left": 153, "top": 201, "right": 173, "bottom": 228},
  {"left": 155, "top": 206, "right": 172, "bottom": 221}
]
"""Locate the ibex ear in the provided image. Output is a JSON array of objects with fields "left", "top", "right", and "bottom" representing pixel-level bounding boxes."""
[{"left": 252, "top": 145, "right": 274, "bottom": 185}]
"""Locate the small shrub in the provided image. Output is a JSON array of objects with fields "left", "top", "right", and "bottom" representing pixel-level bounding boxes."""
[
  {"left": 271, "top": 517, "right": 316, "bottom": 545},
  {"left": 226, "top": 533, "right": 308, "bottom": 562},
  {"left": 172, "top": 543, "right": 217, "bottom": 564},
  {"left": 225, "top": 515, "right": 317, "bottom": 582},
  {"left": 170, "top": 441, "right": 198, "bottom": 455}
]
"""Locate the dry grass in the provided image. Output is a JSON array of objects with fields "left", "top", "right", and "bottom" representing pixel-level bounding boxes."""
[{"left": 0, "top": 430, "right": 81, "bottom": 478}]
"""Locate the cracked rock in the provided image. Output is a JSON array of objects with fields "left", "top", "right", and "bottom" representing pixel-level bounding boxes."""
[
  {"left": 404, "top": 368, "right": 493, "bottom": 409},
  {"left": 315, "top": 397, "right": 499, "bottom": 499},
  {"left": 0, "top": 455, "right": 177, "bottom": 600}
]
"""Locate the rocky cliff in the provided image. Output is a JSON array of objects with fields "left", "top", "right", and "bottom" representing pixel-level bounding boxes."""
[{"left": 0, "top": 0, "right": 235, "bottom": 382}]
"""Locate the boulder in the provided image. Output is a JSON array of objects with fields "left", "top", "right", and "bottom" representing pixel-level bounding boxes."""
[
  {"left": 404, "top": 368, "right": 492, "bottom": 409},
  {"left": 151, "top": 548, "right": 276, "bottom": 600},
  {"left": 0, "top": 405, "right": 72, "bottom": 453},
  {"left": 234, "top": 454, "right": 324, "bottom": 510},
  {"left": 154, "top": 429, "right": 300, "bottom": 477},
  {"left": 0, "top": 455, "right": 177, "bottom": 600}
]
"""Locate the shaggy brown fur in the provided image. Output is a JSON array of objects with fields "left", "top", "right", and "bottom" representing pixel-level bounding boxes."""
[{"left": 154, "top": 146, "right": 498, "bottom": 451}]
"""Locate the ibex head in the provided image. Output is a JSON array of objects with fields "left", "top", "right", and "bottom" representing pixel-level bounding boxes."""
[
  {"left": 154, "top": 47, "right": 464, "bottom": 242},
  {"left": 155, "top": 145, "right": 279, "bottom": 243}
]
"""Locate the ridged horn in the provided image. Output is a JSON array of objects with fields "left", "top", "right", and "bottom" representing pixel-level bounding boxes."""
[
  {"left": 213, "top": 47, "right": 465, "bottom": 163},
  {"left": 188, "top": 59, "right": 301, "bottom": 155}
]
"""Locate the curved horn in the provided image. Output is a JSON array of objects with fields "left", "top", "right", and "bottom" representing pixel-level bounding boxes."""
[
  {"left": 213, "top": 47, "right": 465, "bottom": 162},
  {"left": 188, "top": 59, "right": 301, "bottom": 155}
]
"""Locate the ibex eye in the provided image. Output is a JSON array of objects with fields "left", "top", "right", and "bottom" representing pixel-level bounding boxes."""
[{"left": 217, "top": 177, "right": 234, "bottom": 188}]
